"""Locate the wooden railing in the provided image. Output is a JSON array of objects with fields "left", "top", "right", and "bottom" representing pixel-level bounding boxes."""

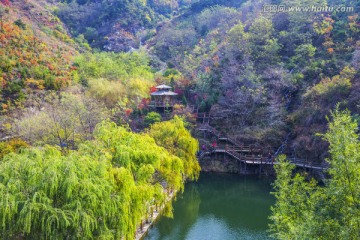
[
  {"left": 199, "top": 147, "right": 328, "bottom": 170},
  {"left": 149, "top": 101, "right": 181, "bottom": 108},
  {"left": 196, "top": 121, "right": 328, "bottom": 171}
]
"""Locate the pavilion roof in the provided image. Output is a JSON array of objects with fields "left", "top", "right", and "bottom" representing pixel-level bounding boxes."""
[
  {"left": 151, "top": 90, "right": 178, "bottom": 96},
  {"left": 155, "top": 84, "right": 172, "bottom": 89}
]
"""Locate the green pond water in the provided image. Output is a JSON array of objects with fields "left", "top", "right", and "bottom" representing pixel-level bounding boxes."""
[{"left": 144, "top": 173, "right": 274, "bottom": 240}]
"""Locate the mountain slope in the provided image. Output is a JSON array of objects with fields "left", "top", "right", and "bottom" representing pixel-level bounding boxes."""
[
  {"left": 144, "top": 0, "right": 360, "bottom": 161},
  {"left": 0, "top": 0, "right": 79, "bottom": 111}
]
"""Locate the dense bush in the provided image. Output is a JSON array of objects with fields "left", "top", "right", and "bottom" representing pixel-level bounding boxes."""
[{"left": 144, "top": 111, "right": 162, "bottom": 127}]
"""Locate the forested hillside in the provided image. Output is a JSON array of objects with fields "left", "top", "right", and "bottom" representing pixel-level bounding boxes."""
[
  {"left": 0, "top": 0, "right": 359, "bottom": 181},
  {"left": 0, "top": 0, "right": 359, "bottom": 238},
  {"left": 1, "top": 0, "right": 360, "bottom": 167},
  {"left": 0, "top": 0, "right": 78, "bottom": 111},
  {"left": 146, "top": 0, "right": 360, "bottom": 162},
  {"left": 53, "top": 0, "right": 198, "bottom": 51}
]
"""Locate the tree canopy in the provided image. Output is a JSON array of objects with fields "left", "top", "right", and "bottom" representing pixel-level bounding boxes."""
[
  {"left": 148, "top": 116, "right": 200, "bottom": 181},
  {"left": 0, "top": 117, "right": 200, "bottom": 239},
  {"left": 270, "top": 107, "right": 360, "bottom": 239}
]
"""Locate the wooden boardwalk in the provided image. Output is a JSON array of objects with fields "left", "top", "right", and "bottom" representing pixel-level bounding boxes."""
[
  {"left": 196, "top": 121, "right": 328, "bottom": 171},
  {"left": 199, "top": 148, "right": 328, "bottom": 170}
]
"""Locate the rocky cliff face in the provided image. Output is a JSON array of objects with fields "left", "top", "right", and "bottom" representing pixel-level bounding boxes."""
[{"left": 199, "top": 156, "right": 275, "bottom": 176}]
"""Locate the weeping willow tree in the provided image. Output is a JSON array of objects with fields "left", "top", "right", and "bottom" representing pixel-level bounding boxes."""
[
  {"left": 89, "top": 120, "right": 186, "bottom": 192},
  {"left": 0, "top": 118, "right": 197, "bottom": 239},
  {"left": 148, "top": 116, "right": 201, "bottom": 181},
  {"left": 0, "top": 146, "right": 120, "bottom": 239}
]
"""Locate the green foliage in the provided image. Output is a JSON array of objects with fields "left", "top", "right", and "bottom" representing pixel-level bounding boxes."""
[
  {"left": 74, "top": 51, "right": 154, "bottom": 109},
  {"left": 248, "top": 17, "right": 280, "bottom": 69},
  {"left": 14, "top": 19, "right": 26, "bottom": 29},
  {"left": 304, "top": 67, "right": 354, "bottom": 104},
  {"left": 195, "top": 6, "right": 238, "bottom": 34},
  {"left": 270, "top": 108, "right": 360, "bottom": 239},
  {"left": 74, "top": 51, "right": 152, "bottom": 81},
  {"left": 92, "top": 119, "right": 188, "bottom": 191},
  {"left": 144, "top": 111, "right": 161, "bottom": 127},
  {"left": 319, "top": 107, "right": 360, "bottom": 239},
  {"left": 0, "top": 146, "right": 119, "bottom": 239},
  {"left": 226, "top": 21, "right": 250, "bottom": 57},
  {"left": 74, "top": 34, "right": 91, "bottom": 50},
  {"left": 0, "top": 117, "right": 199, "bottom": 239},
  {"left": 269, "top": 155, "right": 320, "bottom": 239},
  {"left": 290, "top": 43, "right": 317, "bottom": 68},
  {"left": 148, "top": 116, "right": 200, "bottom": 181}
]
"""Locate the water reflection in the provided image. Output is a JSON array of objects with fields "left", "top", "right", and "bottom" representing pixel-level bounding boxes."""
[
  {"left": 150, "top": 184, "right": 201, "bottom": 239},
  {"left": 145, "top": 173, "right": 273, "bottom": 240}
]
